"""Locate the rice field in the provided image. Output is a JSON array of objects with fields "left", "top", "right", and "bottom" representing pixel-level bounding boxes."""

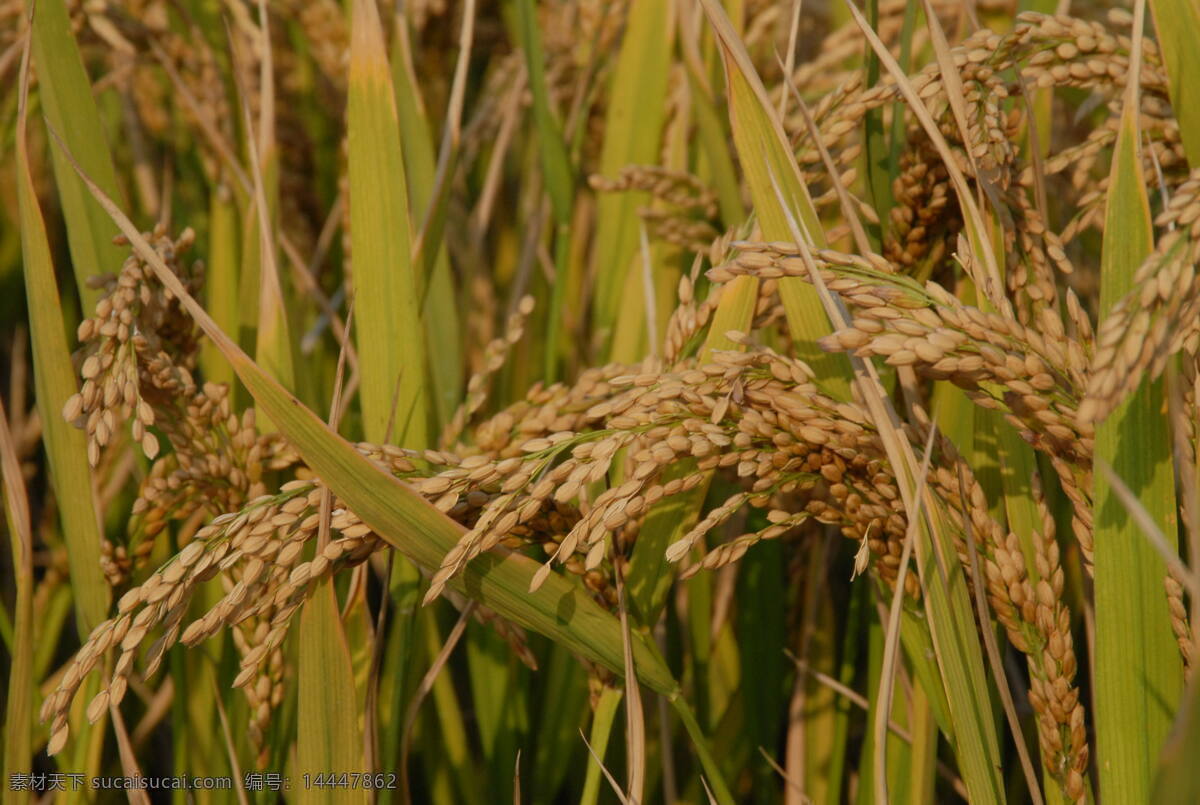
[{"left": 1, "top": 0, "right": 1199, "bottom": 802}]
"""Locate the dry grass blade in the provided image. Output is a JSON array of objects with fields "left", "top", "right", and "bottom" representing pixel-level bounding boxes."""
[
  {"left": 514, "top": 749, "right": 522, "bottom": 805},
  {"left": 757, "top": 746, "right": 807, "bottom": 800},
  {"left": 210, "top": 674, "right": 251, "bottom": 805},
  {"left": 778, "top": 0, "right": 803, "bottom": 118},
  {"left": 107, "top": 700, "right": 151, "bottom": 805},
  {"left": 919, "top": 0, "right": 985, "bottom": 192},
  {"left": 578, "top": 727, "right": 631, "bottom": 805},
  {"left": 874, "top": 420, "right": 937, "bottom": 804},
  {"left": 581, "top": 686, "right": 623, "bottom": 805},
  {"left": 615, "top": 566, "right": 645, "bottom": 804},
  {"left": 793, "top": 653, "right": 972, "bottom": 798}
]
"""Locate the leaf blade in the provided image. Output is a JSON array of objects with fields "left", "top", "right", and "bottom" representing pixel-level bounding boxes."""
[
  {"left": 1092, "top": 45, "right": 1184, "bottom": 801},
  {"left": 17, "top": 59, "right": 109, "bottom": 638},
  {"left": 348, "top": 0, "right": 429, "bottom": 447},
  {"left": 591, "top": 0, "right": 674, "bottom": 350},
  {"left": 31, "top": 0, "right": 127, "bottom": 308}
]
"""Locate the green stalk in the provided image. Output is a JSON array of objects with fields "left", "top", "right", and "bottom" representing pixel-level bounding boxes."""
[
  {"left": 670, "top": 693, "right": 735, "bottom": 805},
  {"left": 296, "top": 581, "right": 367, "bottom": 805},
  {"left": 580, "top": 686, "right": 623, "bottom": 805}
]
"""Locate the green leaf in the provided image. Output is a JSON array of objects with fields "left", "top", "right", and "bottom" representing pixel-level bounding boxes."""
[
  {"left": 698, "top": 0, "right": 850, "bottom": 397},
  {"left": 512, "top": 0, "right": 574, "bottom": 226},
  {"left": 31, "top": 0, "right": 126, "bottom": 308},
  {"left": 348, "top": 0, "right": 429, "bottom": 447},
  {"left": 200, "top": 189, "right": 240, "bottom": 391},
  {"left": 1092, "top": 62, "right": 1183, "bottom": 803},
  {"left": 1154, "top": 676, "right": 1200, "bottom": 803},
  {"left": 625, "top": 464, "right": 703, "bottom": 623},
  {"left": 419, "top": 607, "right": 477, "bottom": 803},
  {"left": 591, "top": 0, "right": 674, "bottom": 349},
  {"left": 390, "top": 12, "right": 462, "bottom": 428},
  {"left": 580, "top": 685, "right": 623, "bottom": 805},
  {"left": 465, "top": 623, "right": 525, "bottom": 792},
  {"left": 511, "top": 0, "right": 575, "bottom": 379},
  {"left": 736, "top": 540, "right": 787, "bottom": 800},
  {"left": 247, "top": 148, "right": 296, "bottom": 396},
  {"left": 530, "top": 645, "right": 587, "bottom": 801},
  {"left": 296, "top": 581, "right": 367, "bottom": 805},
  {"left": 685, "top": 64, "right": 745, "bottom": 228},
  {"left": 16, "top": 60, "right": 109, "bottom": 638},
  {"left": 1148, "top": 0, "right": 1200, "bottom": 166}
]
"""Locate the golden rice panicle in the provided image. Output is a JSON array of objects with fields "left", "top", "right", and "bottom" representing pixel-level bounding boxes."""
[
  {"left": 63, "top": 225, "right": 203, "bottom": 467},
  {"left": 1164, "top": 569, "right": 1193, "bottom": 674},
  {"left": 1080, "top": 168, "right": 1200, "bottom": 425},
  {"left": 679, "top": 510, "right": 810, "bottom": 579},
  {"left": 1026, "top": 488, "right": 1089, "bottom": 803},
  {"left": 38, "top": 480, "right": 379, "bottom": 748},
  {"left": 440, "top": 295, "right": 536, "bottom": 449},
  {"left": 284, "top": 0, "right": 349, "bottom": 89},
  {"left": 589, "top": 165, "right": 719, "bottom": 252},
  {"left": 132, "top": 387, "right": 297, "bottom": 538},
  {"left": 589, "top": 165, "right": 718, "bottom": 218},
  {"left": 116, "top": 7, "right": 234, "bottom": 184},
  {"left": 663, "top": 271, "right": 721, "bottom": 363},
  {"left": 110, "top": 381, "right": 296, "bottom": 585},
  {"left": 943, "top": 466, "right": 1089, "bottom": 802}
]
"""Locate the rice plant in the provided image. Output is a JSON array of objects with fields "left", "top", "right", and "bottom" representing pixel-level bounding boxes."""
[{"left": 2, "top": 0, "right": 1199, "bottom": 803}]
